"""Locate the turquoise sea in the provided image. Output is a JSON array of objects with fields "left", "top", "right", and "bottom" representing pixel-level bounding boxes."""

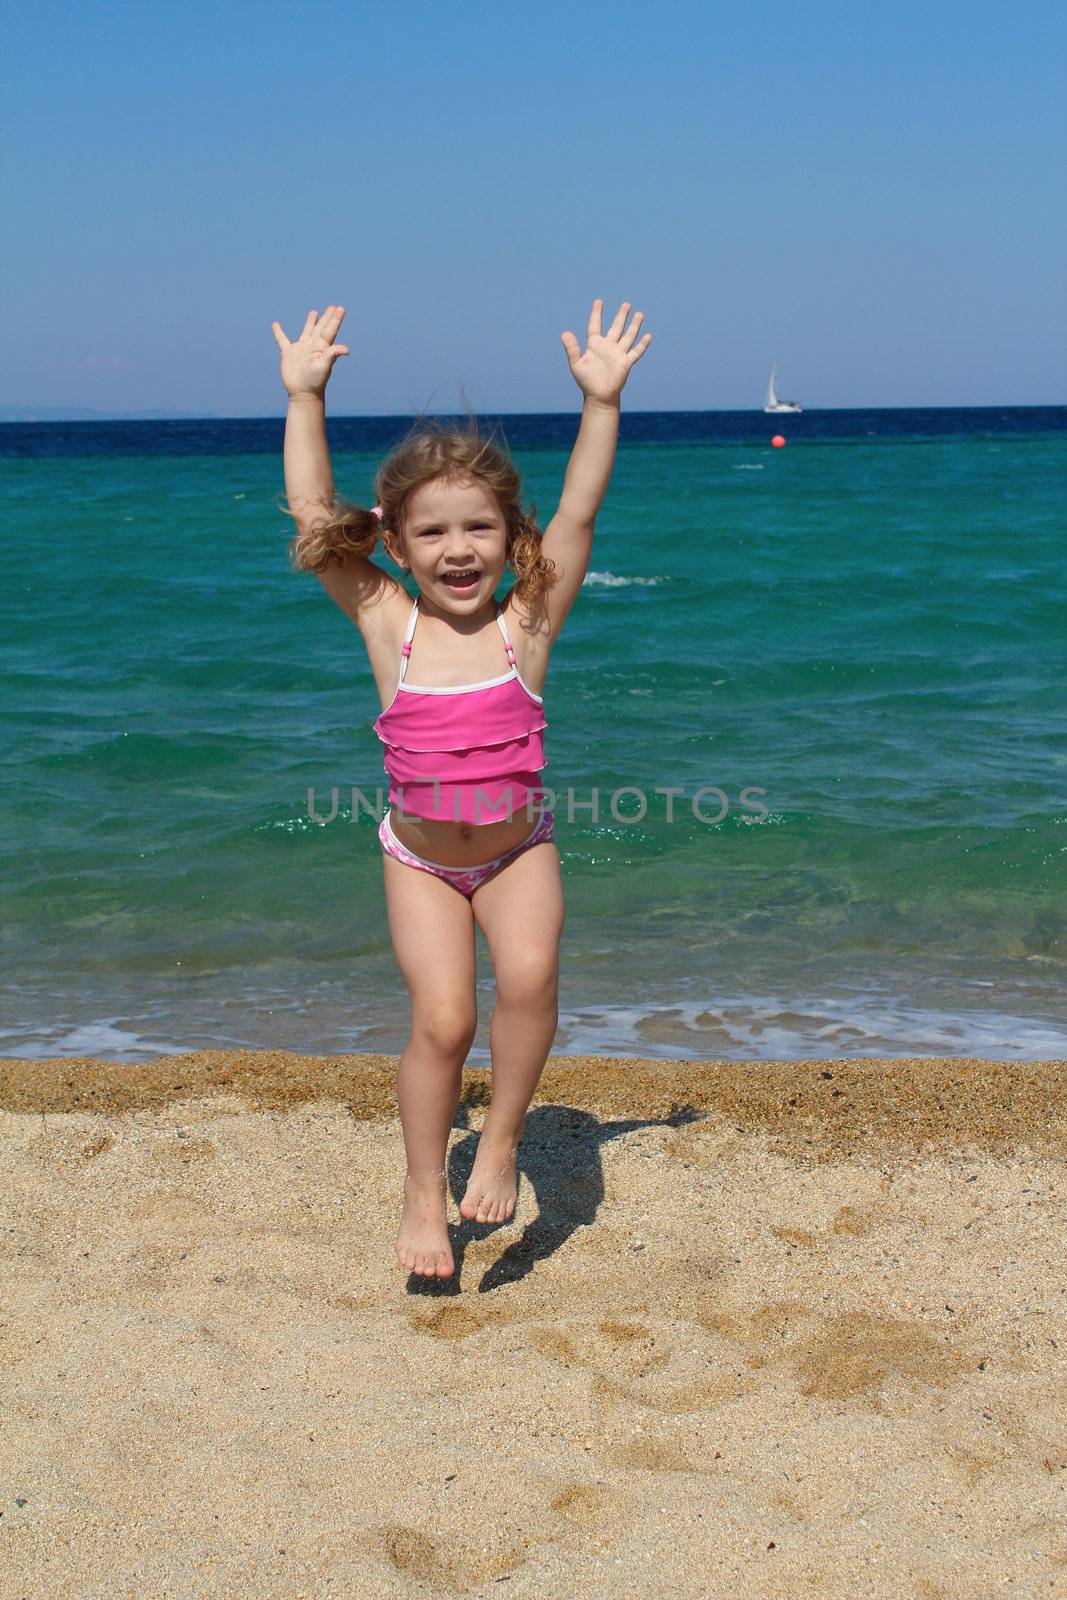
[{"left": 2, "top": 407, "right": 1065, "bottom": 1064}]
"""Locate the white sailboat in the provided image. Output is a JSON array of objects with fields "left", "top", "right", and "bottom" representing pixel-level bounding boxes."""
[{"left": 763, "top": 364, "right": 803, "bottom": 414}]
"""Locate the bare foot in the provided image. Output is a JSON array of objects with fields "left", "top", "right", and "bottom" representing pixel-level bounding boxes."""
[
  {"left": 395, "top": 1171, "right": 454, "bottom": 1277},
  {"left": 459, "top": 1135, "right": 519, "bottom": 1224}
]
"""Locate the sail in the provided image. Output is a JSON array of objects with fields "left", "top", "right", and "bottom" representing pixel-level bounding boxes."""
[{"left": 765, "top": 366, "right": 779, "bottom": 408}]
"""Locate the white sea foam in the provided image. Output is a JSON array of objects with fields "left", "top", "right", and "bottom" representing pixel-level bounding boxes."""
[
  {"left": 0, "top": 1018, "right": 190, "bottom": 1062},
  {"left": 549, "top": 993, "right": 1067, "bottom": 1063},
  {"left": 582, "top": 571, "right": 663, "bottom": 588}
]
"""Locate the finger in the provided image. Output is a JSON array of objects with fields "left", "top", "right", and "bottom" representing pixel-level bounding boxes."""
[
  {"left": 271, "top": 321, "right": 290, "bottom": 349},
  {"left": 319, "top": 305, "right": 345, "bottom": 344},
  {"left": 619, "top": 309, "right": 644, "bottom": 352},
  {"left": 560, "top": 331, "right": 581, "bottom": 365},
  {"left": 586, "top": 298, "right": 603, "bottom": 340},
  {"left": 607, "top": 301, "right": 632, "bottom": 340},
  {"left": 626, "top": 332, "right": 653, "bottom": 364},
  {"left": 312, "top": 305, "right": 336, "bottom": 341},
  {"left": 302, "top": 310, "right": 318, "bottom": 338},
  {"left": 328, "top": 345, "right": 350, "bottom": 357}
]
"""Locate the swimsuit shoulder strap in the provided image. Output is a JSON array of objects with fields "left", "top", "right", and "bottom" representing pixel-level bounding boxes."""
[
  {"left": 494, "top": 601, "right": 517, "bottom": 666},
  {"left": 398, "top": 595, "right": 419, "bottom": 683}
]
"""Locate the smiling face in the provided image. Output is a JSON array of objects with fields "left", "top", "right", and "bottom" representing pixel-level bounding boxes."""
[{"left": 389, "top": 475, "right": 508, "bottom": 615}]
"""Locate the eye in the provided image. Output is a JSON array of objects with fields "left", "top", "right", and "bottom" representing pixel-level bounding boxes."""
[{"left": 420, "top": 523, "right": 490, "bottom": 534}]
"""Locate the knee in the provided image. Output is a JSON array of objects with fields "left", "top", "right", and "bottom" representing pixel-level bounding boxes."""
[
  {"left": 497, "top": 950, "right": 559, "bottom": 1010},
  {"left": 412, "top": 1003, "right": 478, "bottom": 1061}
]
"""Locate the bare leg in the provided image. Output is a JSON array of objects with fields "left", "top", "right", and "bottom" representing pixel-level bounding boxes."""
[
  {"left": 463, "top": 837, "right": 563, "bottom": 1223},
  {"left": 382, "top": 850, "right": 478, "bottom": 1277}
]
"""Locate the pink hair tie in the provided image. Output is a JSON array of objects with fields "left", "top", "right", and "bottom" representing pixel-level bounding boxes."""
[{"left": 371, "top": 504, "right": 383, "bottom": 522}]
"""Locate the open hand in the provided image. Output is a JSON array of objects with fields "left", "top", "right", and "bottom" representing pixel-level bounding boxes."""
[
  {"left": 560, "top": 298, "right": 652, "bottom": 405},
  {"left": 271, "top": 305, "right": 350, "bottom": 399}
]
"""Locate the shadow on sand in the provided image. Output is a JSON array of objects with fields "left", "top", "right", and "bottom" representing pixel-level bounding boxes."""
[{"left": 405, "top": 1098, "right": 706, "bottom": 1295}]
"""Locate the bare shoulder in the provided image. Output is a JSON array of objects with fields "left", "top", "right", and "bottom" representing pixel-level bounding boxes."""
[
  {"left": 499, "top": 583, "right": 554, "bottom": 699},
  {"left": 313, "top": 555, "right": 414, "bottom": 709}
]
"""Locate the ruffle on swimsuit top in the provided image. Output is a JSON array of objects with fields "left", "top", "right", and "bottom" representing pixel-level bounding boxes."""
[{"left": 373, "top": 675, "right": 546, "bottom": 756}]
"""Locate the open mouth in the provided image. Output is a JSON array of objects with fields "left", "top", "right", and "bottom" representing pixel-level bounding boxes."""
[{"left": 441, "top": 571, "right": 481, "bottom": 591}]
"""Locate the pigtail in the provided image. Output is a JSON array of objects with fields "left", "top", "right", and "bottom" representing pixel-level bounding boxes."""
[
  {"left": 280, "top": 494, "right": 382, "bottom": 574},
  {"left": 507, "top": 501, "right": 561, "bottom": 621}
]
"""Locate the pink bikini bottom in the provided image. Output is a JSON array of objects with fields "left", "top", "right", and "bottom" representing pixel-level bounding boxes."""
[{"left": 379, "top": 807, "right": 555, "bottom": 899}]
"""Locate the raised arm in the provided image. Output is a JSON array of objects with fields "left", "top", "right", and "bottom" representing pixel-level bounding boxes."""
[
  {"left": 538, "top": 298, "right": 652, "bottom": 643},
  {"left": 273, "top": 306, "right": 349, "bottom": 528},
  {"left": 272, "top": 305, "right": 398, "bottom": 628}
]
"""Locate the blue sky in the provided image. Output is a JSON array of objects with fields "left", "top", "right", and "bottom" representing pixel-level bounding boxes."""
[{"left": 4, "top": 0, "right": 1065, "bottom": 415}]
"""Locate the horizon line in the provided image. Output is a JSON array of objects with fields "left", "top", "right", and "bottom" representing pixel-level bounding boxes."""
[{"left": 2, "top": 401, "right": 1066, "bottom": 425}]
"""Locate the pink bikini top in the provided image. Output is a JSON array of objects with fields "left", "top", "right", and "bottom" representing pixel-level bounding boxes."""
[{"left": 372, "top": 595, "right": 549, "bottom": 826}]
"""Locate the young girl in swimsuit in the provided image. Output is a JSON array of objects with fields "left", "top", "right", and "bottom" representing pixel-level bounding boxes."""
[{"left": 271, "top": 298, "right": 652, "bottom": 1280}]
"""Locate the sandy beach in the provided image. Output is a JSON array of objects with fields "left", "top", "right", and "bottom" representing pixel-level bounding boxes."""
[{"left": 1, "top": 1050, "right": 1064, "bottom": 1597}]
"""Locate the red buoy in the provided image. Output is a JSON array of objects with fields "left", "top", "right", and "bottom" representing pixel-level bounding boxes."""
[{"left": 771, "top": 435, "right": 786, "bottom": 448}]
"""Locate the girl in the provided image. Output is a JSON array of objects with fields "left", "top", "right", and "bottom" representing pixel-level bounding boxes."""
[{"left": 271, "top": 298, "right": 652, "bottom": 1279}]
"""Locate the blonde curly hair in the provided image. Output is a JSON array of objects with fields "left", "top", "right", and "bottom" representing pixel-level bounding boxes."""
[{"left": 279, "top": 407, "right": 560, "bottom": 617}]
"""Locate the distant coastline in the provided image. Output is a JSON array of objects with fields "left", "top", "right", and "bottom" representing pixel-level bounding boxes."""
[{"left": 0, "top": 406, "right": 225, "bottom": 422}]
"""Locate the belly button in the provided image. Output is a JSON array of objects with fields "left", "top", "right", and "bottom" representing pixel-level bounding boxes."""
[{"left": 460, "top": 824, "right": 472, "bottom": 838}]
